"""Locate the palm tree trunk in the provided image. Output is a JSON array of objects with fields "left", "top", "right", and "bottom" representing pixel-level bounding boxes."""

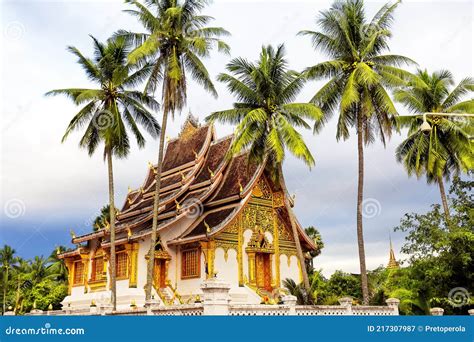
[
  {"left": 277, "top": 165, "right": 311, "bottom": 291},
  {"left": 14, "top": 278, "right": 20, "bottom": 314},
  {"left": 437, "top": 175, "right": 450, "bottom": 221},
  {"left": 3, "top": 267, "right": 8, "bottom": 313},
  {"left": 145, "top": 110, "right": 169, "bottom": 301},
  {"left": 106, "top": 149, "right": 117, "bottom": 311},
  {"left": 357, "top": 115, "right": 369, "bottom": 305}
]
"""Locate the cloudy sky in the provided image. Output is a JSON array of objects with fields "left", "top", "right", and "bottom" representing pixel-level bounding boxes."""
[{"left": 1, "top": 0, "right": 472, "bottom": 276}]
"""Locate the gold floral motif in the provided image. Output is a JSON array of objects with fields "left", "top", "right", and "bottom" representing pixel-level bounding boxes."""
[
  {"left": 273, "top": 191, "right": 285, "bottom": 208},
  {"left": 252, "top": 178, "right": 272, "bottom": 200}
]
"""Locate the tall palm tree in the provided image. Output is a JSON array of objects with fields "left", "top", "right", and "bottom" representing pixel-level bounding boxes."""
[
  {"left": 46, "top": 36, "right": 161, "bottom": 310},
  {"left": 0, "top": 245, "right": 17, "bottom": 313},
  {"left": 29, "top": 256, "right": 57, "bottom": 286},
  {"left": 395, "top": 69, "right": 474, "bottom": 220},
  {"left": 119, "top": 0, "right": 230, "bottom": 301},
  {"left": 304, "top": 226, "right": 324, "bottom": 272},
  {"left": 206, "top": 44, "right": 322, "bottom": 291},
  {"left": 12, "top": 257, "right": 30, "bottom": 314},
  {"left": 300, "top": 0, "right": 415, "bottom": 303},
  {"left": 92, "top": 204, "right": 117, "bottom": 231},
  {"left": 47, "top": 246, "right": 69, "bottom": 282}
]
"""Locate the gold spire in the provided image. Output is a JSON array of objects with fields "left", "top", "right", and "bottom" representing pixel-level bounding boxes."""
[{"left": 387, "top": 234, "right": 399, "bottom": 269}]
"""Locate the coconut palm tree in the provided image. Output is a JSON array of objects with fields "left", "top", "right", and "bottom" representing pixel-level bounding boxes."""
[
  {"left": 46, "top": 36, "right": 161, "bottom": 310},
  {"left": 29, "top": 256, "right": 57, "bottom": 286},
  {"left": 299, "top": 0, "right": 415, "bottom": 303},
  {"left": 395, "top": 69, "right": 474, "bottom": 220},
  {"left": 12, "top": 257, "right": 31, "bottom": 314},
  {"left": 47, "top": 246, "right": 69, "bottom": 282},
  {"left": 206, "top": 44, "right": 322, "bottom": 291},
  {"left": 92, "top": 204, "right": 117, "bottom": 232},
  {"left": 304, "top": 226, "right": 324, "bottom": 272},
  {"left": 118, "top": 0, "right": 230, "bottom": 300},
  {"left": 0, "top": 245, "right": 17, "bottom": 313}
]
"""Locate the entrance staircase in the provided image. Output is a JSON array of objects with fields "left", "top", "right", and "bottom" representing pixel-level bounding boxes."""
[{"left": 155, "top": 284, "right": 182, "bottom": 306}]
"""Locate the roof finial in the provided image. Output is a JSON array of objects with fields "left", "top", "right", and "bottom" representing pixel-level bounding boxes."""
[{"left": 204, "top": 220, "right": 211, "bottom": 234}]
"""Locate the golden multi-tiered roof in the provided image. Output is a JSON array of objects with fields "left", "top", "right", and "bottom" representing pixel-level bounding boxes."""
[{"left": 68, "top": 118, "right": 316, "bottom": 251}]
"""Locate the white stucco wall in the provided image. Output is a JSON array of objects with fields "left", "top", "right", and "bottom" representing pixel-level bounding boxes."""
[
  {"left": 279, "top": 254, "right": 300, "bottom": 284},
  {"left": 137, "top": 238, "right": 151, "bottom": 290},
  {"left": 214, "top": 248, "right": 238, "bottom": 285}
]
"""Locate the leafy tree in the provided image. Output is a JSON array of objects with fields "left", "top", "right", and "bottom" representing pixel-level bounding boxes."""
[
  {"left": 394, "top": 175, "right": 474, "bottom": 314},
  {"left": 395, "top": 69, "right": 474, "bottom": 220},
  {"left": 300, "top": 0, "right": 415, "bottom": 303},
  {"left": 207, "top": 44, "right": 323, "bottom": 291},
  {"left": 11, "top": 258, "right": 32, "bottom": 314},
  {"left": 46, "top": 36, "right": 160, "bottom": 310},
  {"left": 0, "top": 245, "right": 17, "bottom": 313},
  {"left": 22, "top": 279, "right": 68, "bottom": 313},
  {"left": 326, "top": 270, "right": 362, "bottom": 302},
  {"left": 118, "top": 0, "right": 229, "bottom": 301}
]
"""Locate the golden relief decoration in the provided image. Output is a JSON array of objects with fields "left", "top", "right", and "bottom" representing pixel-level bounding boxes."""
[
  {"left": 242, "top": 204, "right": 273, "bottom": 234},
  {"left": 272, "top": 191, "right": 285, "bottom": 208},
  {"left": 212, "top": 174, "right": 300, "bottom": 290},
  {"left": 179, "top": 115, "right": 199, "bottom": 141}
]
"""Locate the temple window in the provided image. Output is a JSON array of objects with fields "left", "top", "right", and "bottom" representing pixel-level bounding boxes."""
[
  {"left": 91, "top": 256, "right": 104, "bottom": 281},
  {"left": 116, "top": 251, "right": 128, "bottom": 278},
  {"left": 181, "top": 248, "right": 200, "bottom": 279},
  {"left": 73, "top": 260, "right": 84, "bottom": 285}
]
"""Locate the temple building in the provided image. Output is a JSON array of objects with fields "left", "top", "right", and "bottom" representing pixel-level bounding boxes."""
[{"left": 58, "top": 118, "right": 317, "bottom": 309}]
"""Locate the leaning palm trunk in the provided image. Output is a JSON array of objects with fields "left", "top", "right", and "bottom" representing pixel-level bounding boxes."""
[
  {"left": 277, "top": 165, "right": 311, "bottom": 291},
  {"left": 106, "top": 149, "right": 117, "bottom": 311},
  {"left": 437, "top": 175, "right": 451, "bottom": 221},
  {"left": 145, "top": 111, "right": 169, "bottom": 301},
  {"left": 356, "top": 115, "right": 369, "bottom": 305}
]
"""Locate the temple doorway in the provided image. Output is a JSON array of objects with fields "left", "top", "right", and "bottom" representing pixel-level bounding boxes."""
[
  {"left": 154, "top": 259, "right": 167, "bottom": 288},
  {"left": 255, "top": 253, "right": 272, "bottom": 291}
]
